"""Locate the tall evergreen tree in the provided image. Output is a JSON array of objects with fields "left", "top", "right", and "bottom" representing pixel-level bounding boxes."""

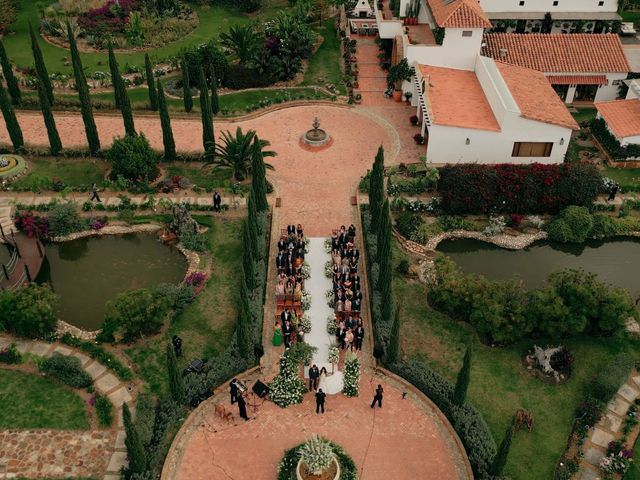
[
  {"left": 67, "top": 22, "right": 100, "bottom": 154},
  {"left": 166, "top": 343, "right": 185, "bottom": 404},
  {"left": 36, "top": 79, "right": 62, "bottom": 155},
  {"left": 0, "top": 40, "right": 21, "bottom": 106},
  {"left": 181, "top": 55, "right": 193, "bottom": 113},
  {"left": 210, "top": 69, "right": 219, "bottom": 115},
  {"left": 157, "top": 79, "right": 176, "bottom": 161},
  {"left": 0, "top": 76, "right": 23, "bottom": 151},
  {"left": 145, "top": 54, "right": 158, "bottom": 110},
  {"left": 490, "top": 425, "right": 513, "bottom": 476},
  {"left": 453, "top": 347, "right": 472, "bottom": 407},
  {"left": 198, "top": 66, "right": 215, "bottom": 161},
  {"left": 386, "top": 305, "right": 401, "bottom": 364},
  {"left": 122, "top": 403, "right": 146, "bottom": 475},
  {"left": 107, "top": 42, "right": 121, "bottom": 109},
  {"left": 247, "top": 191, "right": 261, "bottom": 259},
  {"left": 369, "top": 146, "right": 385, "bottom": 233},
  {"left": 29, "top": 23, "right": 53, "bottom": 105},
  {"left": 242, "top": 220, "right": 256, "bottom": 290},
  {"left": 235, "top": 306, "right": 252, "bottom": 359},
  {"left": 251, "top": 136, "right": 269, "bottom": 212}
]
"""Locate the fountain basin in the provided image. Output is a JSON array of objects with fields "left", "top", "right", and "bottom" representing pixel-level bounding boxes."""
[{"left": 302, "top": 128, "right": 331, "bottom": 147}]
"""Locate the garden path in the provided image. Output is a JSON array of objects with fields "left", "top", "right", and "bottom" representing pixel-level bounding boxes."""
[
  {"left": 0, "top": 334, "right": 134, "bottom": 480},
  {"left": 578, "top": 370, "right": 640, "bottom": 480}
]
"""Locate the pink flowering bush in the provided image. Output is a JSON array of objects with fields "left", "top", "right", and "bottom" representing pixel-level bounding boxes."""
[
  {"left": 184, "top": 271, "right": 206, "bottom": 287},
  {"left": 77, "top": 0, "right": 141, "bottom": 36}
]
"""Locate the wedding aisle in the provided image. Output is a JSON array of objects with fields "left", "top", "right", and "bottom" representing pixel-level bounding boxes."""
[{"left": 304, "top": 237, "right": 336, "bottom": 373}]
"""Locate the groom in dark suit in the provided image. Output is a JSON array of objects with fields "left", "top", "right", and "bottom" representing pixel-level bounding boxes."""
[{"left": 309, "top": 364, "right": 320, "bottom": 391}]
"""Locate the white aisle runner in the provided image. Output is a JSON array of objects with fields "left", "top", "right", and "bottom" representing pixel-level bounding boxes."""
[{"left": 305, "top": 237, "right": 335, "bottom": 371}]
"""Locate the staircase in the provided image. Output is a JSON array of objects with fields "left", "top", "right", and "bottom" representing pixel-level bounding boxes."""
[{"left": 0, "top": 201, "right": 15, "bottom": 243}]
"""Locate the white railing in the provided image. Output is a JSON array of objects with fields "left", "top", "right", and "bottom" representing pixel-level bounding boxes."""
[{"left": 413, "top": 75, "right": 431, "bottom": 127}]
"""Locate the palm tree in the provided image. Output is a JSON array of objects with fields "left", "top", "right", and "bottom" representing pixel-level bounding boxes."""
[
  {"left": 209, "top": 127, "right": 275, "bottom": 181},
  {"left": 219, "top": 24, "right": 261, "bottom": 65}
]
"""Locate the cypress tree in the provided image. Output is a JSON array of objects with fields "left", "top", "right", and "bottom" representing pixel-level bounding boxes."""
[
  {"left": 166, "top": 343, "right": 185, "bottom": 404},
  {"left": 210, "top": 68, "right": 219, "bottom": 115},
  {"left": 247, "top": 191, "right": 260, "bottom": 259},
  {"left": 107, "top": 41, "right": 121, "bottom": 109},
  {"left": 369, "top": 146, "right": 385, "bottom": 233},
  {"left": 144, "top": 54, "right": 158, "bottom": 110},
  {"left": 198, "top": 66, "right": 214, "bottom": 161},
  {"left": 36, "top": 80, "right": 62, "bottom": 155},
  {"left": 236, "top": 307, "right": 252, "bottom": 359},
  {"left": 122, "top": 403, "right": 146, "bottom": 475},
  {"left": 251, "top": 136, "right": 269, "bottom": 212},
  {"left": 490, "top": 425, "right": 513, "bottom": 476},
  {"left": 453, "top": 347, "right": 472, "bottom": 407},
  {"left": 67, "top": 22, "right": 100, "bottom": 154},
  {"left": 386, "top": 305, "right": 401, "bottom": 364},
  {"left": 242, "top": 221, "right": 256, "bottom": 290},
  {"left": 181, "top": 54, "right": 192, "bottom": 113},
  {"left": 0, "top": 76, "right": 23, "bottom": 151},
  {"left": 157, "top": 79, "right": 176, "bottom": 161},
  {"left": 0, "top": 40, "right": 21, "bottom": 106},
  {"left": 29, "top": 23, "right": 53, "bottom": 105}
]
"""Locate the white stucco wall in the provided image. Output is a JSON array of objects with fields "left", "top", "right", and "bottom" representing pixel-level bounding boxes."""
[
  {"left": 405, "top": 28, "right": 484, "bottom": 70},
  {"left": 425, "top": 114, "right": 572, "bottom": 164},
  {"left": 622, "top": 134, "right": 640, "bottom": 146},
  {"left": 479, "top": 0, "right": 618, "bottom": 14},
  {"left": 545, "top": 72, "right": 626, "bottom": 103}
]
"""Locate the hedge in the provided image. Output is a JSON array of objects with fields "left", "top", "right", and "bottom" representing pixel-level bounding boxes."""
[
  {"left": 60, "top": 333, "right": 133, "bottom": 381},
  {"left": 39, "top": 353, "right": 92, "bottom": 388},
  {"left": 438, "top": 163, "right": 601, "bottom": 215},
  {"left": 223, "top": 64, "right": 275, "bottom": 90},
  {"left": 389, "top": 360, "right": 496, "bottom": 479}
]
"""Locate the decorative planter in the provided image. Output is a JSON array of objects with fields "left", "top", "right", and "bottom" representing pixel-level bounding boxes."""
[
  {"left": 392, "top": 90, "right": 402, "bottom": 101},
  {"left": 296, "top": 456, "right": 341, "bottom": 480}
]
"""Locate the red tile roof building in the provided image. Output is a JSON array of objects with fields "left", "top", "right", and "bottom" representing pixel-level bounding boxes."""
[
  {"left": 426, "top": 0, "right": 493, "bottom": 28},
  {"left": 595, "top": 99, "right": 640, "bottom": 138}
]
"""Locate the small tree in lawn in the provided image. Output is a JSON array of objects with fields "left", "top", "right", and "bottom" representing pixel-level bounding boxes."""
[
  {"left": 68, "top": 21, "right": 100, "bottom": 154},
  {"left": 145, "top": 53, "right": 158, "bottom": 111},
  {"left": 453, "top": 347, "right": 472, "bottom": 407},
  {"left": 181, "top": 54, "right": 193, "bottom": 112},
  {"left": 343, "top": 351, "right": 361, "bottom": 397},
  {"left": 0, "top": 76, "right": 23, "bottom": 151},
  {"left": 198, "top": 66, "right": 215, "bottom": 162},
  {"left": 122, "top": 403, "right": 146, "bottom": 475},
  {"left": 36, "top": 79, "right": 62, "bottom": 155},
  {"left": 0, "top": 40, "right": 20, "bottom": 105},
  {"left": 29, "top": 22, "right": 53, "bottom": 105},
  {"left": 490, "top": 424, "right": 513, "bottom": 476},
  {"left": 107, "top": 134, "right": 158, "bottom": 183},
  {"left": 210, "top": 68, "right": 220, "bottom": 115},
  {"left": 166, "top": 343, "right": 185, "bottom": 404},
  {"left": 157, "top": 79, "right": 176, "bottom": 161}
]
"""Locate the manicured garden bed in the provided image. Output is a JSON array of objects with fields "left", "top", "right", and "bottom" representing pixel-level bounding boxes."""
[
  {"left": 0, "top": 369, "right": 89, "bottom": 429},
  {"left": 8, "top": 157, "right": 108, "bottom": 191}
]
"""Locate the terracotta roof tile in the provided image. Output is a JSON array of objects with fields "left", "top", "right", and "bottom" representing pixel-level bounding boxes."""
[
  {"left": 427, "top": 0, "right": 492, "bottom": 28},
  {"left": 496, "top": 61, "right": 579, "bottom": 130},
  {"left": 482, "top": 33, "right": 629, "bottom": 73},
  {"left": 418, "top": 64, "right": 500, "bottom": 131},
  {"left": 547, "top": 75, "right": 608, "bottom": 85},
  {"left": 595, "top": 99, "right": 640, "bottom": 138}
]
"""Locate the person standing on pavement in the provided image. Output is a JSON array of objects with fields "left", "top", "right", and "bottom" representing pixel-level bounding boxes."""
[
  {"left": 90, "top": 183, "right": 101, "bottom": 203},
  {"left": 371, "top": 384, "right": 384, "bottom": 409},
  {"left": 315, "top": 388, "right": 326, "bottom": 414}
]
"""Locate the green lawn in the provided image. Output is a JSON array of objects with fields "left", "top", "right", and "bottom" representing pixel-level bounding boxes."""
[
  {"left": 571, "top": 107, "right": 597, "bottom": 124},
  {"left": 303, "top": 18, "right": 345, "bottom": 94},
  {"left": 11, "top": 157, "right": 109, "bottom": 191},
  {"left": 602, "top": 166, "right": 640, "bottom": 191},
  {"left": 620, "top": 9, "right": 640, "bottom": 25},
  {"left": 125, "top": 216, "right": 241, "bottom": 394},
  {"left": 4, "top": 0, "right": 288, "bottom": 74},
  {"left": 0, "top": 369, "right": 89, "bottom": 429},
  {"left": 164, "top": 162, "right": 233, "bottom": 189},
  {"left": 392, "top": 242, "right": 640, "bottom": 480},
  {"left": 626, "top": 438, "right": 640, "bottom": 479}
]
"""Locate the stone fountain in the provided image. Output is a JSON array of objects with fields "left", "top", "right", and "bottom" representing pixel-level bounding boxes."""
[{"left": 301, "top": 117, "right": 331, "bottom": 147}]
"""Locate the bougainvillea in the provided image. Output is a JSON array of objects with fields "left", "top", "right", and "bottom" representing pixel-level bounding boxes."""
[
  {"left": 77, "top": 0, "right": 141, "bottom": 36},
  {"left": 13, "top": 211, "right": 49, "bottom": 238}
]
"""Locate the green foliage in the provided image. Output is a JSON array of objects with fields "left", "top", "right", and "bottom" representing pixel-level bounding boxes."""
[
  {"left": 180, "top": 229, "right": 208, "bottom": 252},
  {"left": 48, "top": 202, "right": 86, "bottom": 237},
  {"left": 36, "top": 77, "right": 62, "bottom": 155},
  {"left": 107, "top": 42, "right": 135, "bottom": 137},
  {"left": 40, "top": 353, "right": 92, "bottom": 388},
  {"left": 545, "top": 206, "right": 593, "bottom": 243},
  {"left": 251, "top": 136, "right": 269, "bottom": 212},
  {"left": 95, "top": 394, "right": 114, "bottom": 427},
  {"left": 180, "top": 55, "right": 193, "bottom": 112},
  {"left": 123, "top": 403, "right": 147, "bottom": 475},
  {"left": 107, "top": 42, "right": 122, "bottom": 109},
  {"left": 100, "top": 288, "right": 169, "bottom": 342},
  {"left": 166, "top": 343, "right": 185, "bottom": 404},
  {"left": 198, "top": 65, "right": 215, "bottom": 162},
  {"left": 269, "top": 348, "right": 308, "bottom": 407},
  {"left": 211, "top": 127, "right": 275, "bottom": 181},
  {"left": 0, "top": 75, "right": 23, "bottom": 151},
  {"left": 157, "top": 79, "right": 176, "bottom": 161},
  {"left": 278, "top": 439, "right": 358, "bottom": 480},
  {"left": 134, "top": 393, "right": 156, "bottom": 447},
  {"left": 299, "top": 435, "right": 334, "bottom": 474},
  {"left": 453, "top": 347, "right": 471, "bottom": 407},
  {"left": 220, "top": 24, "right": 261, "bottom": 65},
  {"left": 386, "top": 58, "right": 414, "bottom": 89},
  {"left": 394, "top": 211, "right": 423, "bottom": 240},
  {"left": 107, "top": 134, "right": 158, "bottom": 182},
  {"left": 0, "top": 40, "right": 21, "bottom": 105},
  {"left": 343, "top": 352, "right": 361, "bottom": 397},
  {"left": 591, "top": 117, "right": 640, "bottom": 160},
  {"left": 210, "top": 71, "right": 219, "bottom": 115},
  {"left": 0, "top": 283, "right": 58, "bottom": 339},
  {"left": 30, "top": 22, "right": 53, "bottom": 105},
  {"left": 155, "top": 283, "right": 195, "bottom": 313},
  {"left": 0, "top": 343, "right": 22, "bottom": 364},
  {"left": 60, "top": 333, "right": 133, "bottom": 380},
  {"left": 588, "top": 354, "right": 635, "bottom": 404},
  {"left": 490, "top": 426, "right": 513, "bottom": 476},
  {"left": 182, "top": 40, "right": 229, "bottom": 89},
  {"left": 145, "top": 54, "right": 158, "bottom": 110},
  {"left": 386, "top": 306, "right": 401, "bottom": 365}
]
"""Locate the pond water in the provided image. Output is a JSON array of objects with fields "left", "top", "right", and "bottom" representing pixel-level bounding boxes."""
[
  {"left": 436, "top": 237, "right": 640, "bottom": 299},
  {"left": 37, "top": 234, "right": 187, "bottom": 330}
]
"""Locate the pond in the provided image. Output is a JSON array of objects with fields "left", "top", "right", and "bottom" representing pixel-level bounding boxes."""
[
  {"left": 37, "top": 234, "right": 187, "bottom": 330},
  {"left": 436, "top": 237, "right": 640, "bottom": 299}
]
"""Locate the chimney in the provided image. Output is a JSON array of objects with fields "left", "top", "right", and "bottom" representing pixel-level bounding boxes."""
[{"left": 499, "top": 47, "right": 508, "bottom": 58}]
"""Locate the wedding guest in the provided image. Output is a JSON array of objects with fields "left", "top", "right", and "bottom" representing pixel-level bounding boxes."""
[
  {"left": 352, "top": 298, "right": 361, "bottom": 312},
  {"left": 339, "top": 327, "right": 347, "bottom": 349},
  {"left": 346, "top": 316, "right": 356, "bottom": 330},
  {"left": 315, "top": 389, "right": 326, "bottom": 414},
  {"left": 345, "top": 328, "right": 354, "bottom": 351},
  {"left": 276, "top": 280, "right": 285, "bottom": 295},
  {"left": 348, "top": 224, "right": 356, "bottom": 239},
  {"left": 355, "top": 324, "right": 364, "bottom": 350},
  {"left": 278, "top": 237, "right": 287, "bottom": 252},
  {"left": 213, "top": 191, "right": 222, "bottom": 212},
  {"left": 282, "top": 320, "right": 293, "bottom": 348},
  {"left": 296, "top": 224, "right": 304, "bottom": 237}
]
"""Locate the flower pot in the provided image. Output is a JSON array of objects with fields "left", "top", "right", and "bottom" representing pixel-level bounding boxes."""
[
  {"left": 392, "top": 90, "right": 402, "bottom": 102},
  {"left": 296, "top": 455, "right": 341, "bottom": 480}
]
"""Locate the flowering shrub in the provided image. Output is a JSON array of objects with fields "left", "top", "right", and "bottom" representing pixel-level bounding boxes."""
[
  {"left": 324, "top": 260, "right": 333, "bottom": 278},
  {"left": 301, "top": 261, "right": 311, "bottom": 280},
  {"left": 299, "top": 314, "right": 312, "bottom": 334},
  {"left": 600, "top": 441, "right": 633, "bottom": 476},
  {"left": 483, "top": 216, "right": 506, "bottom": 236},
  {"left": 77, "top": 0, "right": 141, "bottom": 37},
  {"left": 343, "top": 352, "right": 360, "bottom": 397},
  {"left": 438, "top": 163, "right": 601, "bottom": 215},
  {"left": 326, "top": 315, "right": 337, "bottom": 335},
  {"left": 269, "top": 349, "right": 307, "bottom": 408},
  {"left": 328, "top": 345, "right": 339, "bottom": 365},
  {"left": 391, "top": 196, "right": 440, "bottom": 213},
  {"left": 14, "top": 211, "right": 49, "bottom": 238},
  {"left": 301, "top": 291, "right": 312, "bottom": 311},
  {"left": 184, "top": 271, "right": 206, "bottom": 287},
  {"left": 90, "top": 217, "right": 108, "bottom": 230},
  {"left": 526, "top": 215, "right": 545, "bottom": 229}
]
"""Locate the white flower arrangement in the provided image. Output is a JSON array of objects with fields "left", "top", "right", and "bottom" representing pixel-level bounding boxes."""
[
  {"left": 304, "top": 237, "right": 310, "bottom": 254},
  {"left": 299, "top": 314, "right": 312, "bottom": 334},
  {"left": 483, "top": 215, "right": 506, "bottom": 236},
  {"left": 299, "top": 435, "right": 334, "bottom": 475},
  {"left": 324, "top": 260, "right": 334, "bottom": 278},
  {"left": 328, "top": 345, "right": 339, "bottom": 365},
  {"left": 301, "top": 261, "right": 311, "bottom": 280},
  {"left": 326, "top": 315, "right": 337, "bottom": 335},
  {"left": 325, "top": 289, "right": 336, "bottom": 308},
  {"left": 301, "top": 291, "right": 312, "bottom": 311},
  {"left": 342, "top": 351, "right": 360, "bottom": 397},
  {"left": 324, "top": 237, "right": 333, "bottom": 253},
  {"left": 269, "top": 350, "right": 307, "bottom": 408}
]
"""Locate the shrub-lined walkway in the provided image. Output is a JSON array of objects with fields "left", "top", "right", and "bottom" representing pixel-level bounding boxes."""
[{"left": 0, "top": 335, "right": 133, "bottom": 480}]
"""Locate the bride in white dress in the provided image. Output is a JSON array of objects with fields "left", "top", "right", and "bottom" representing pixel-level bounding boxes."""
[{"left": 317, "top": 366, "right": 344, "bottom": 394}]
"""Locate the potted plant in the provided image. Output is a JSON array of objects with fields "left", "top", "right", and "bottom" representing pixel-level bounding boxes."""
[
  {"left": 296, "top": 435, "right": 341, "bottom": 480},
  {"left": 409, "top": 114, "right": 419, "bottom": 125},
  {"left": 387, "top": 58, "right": 415, "bottom": 102},
  {"left": 354, "top": 93, "right": 362, "bottom": 104},
  {"left": 413, "top": 133, "right": 424, "bottom": 145},
  {"left": 404, "top": 91, "right": 413, "bottom": 104}
]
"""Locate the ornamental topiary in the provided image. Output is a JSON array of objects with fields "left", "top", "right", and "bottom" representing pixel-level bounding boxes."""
[
  {"left": 299, "top": 434, "right": 334, "bottom": 475},
  {"left": 107, "top": 134, "right": 159, "bottom": 182}
]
